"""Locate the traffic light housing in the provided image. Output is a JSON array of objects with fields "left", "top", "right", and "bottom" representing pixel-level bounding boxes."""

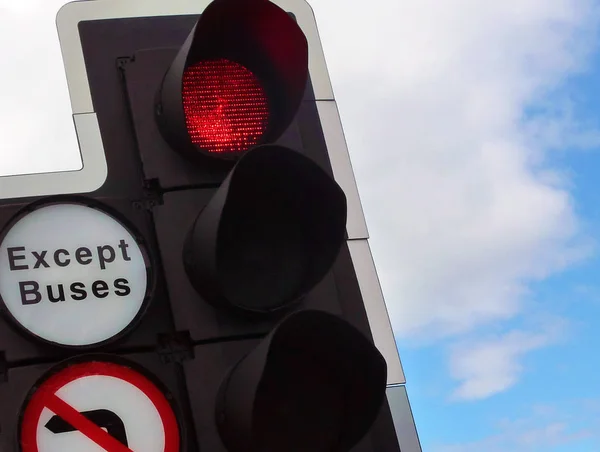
[
  {"left": 215, "top": 310, "right": 386, "bottom": 452},
  {"left": 183, "top": 145, "right": 347, "bottom": 315},
  {"left": 0, "top": 1, "right": 402, "bottom": 451}
]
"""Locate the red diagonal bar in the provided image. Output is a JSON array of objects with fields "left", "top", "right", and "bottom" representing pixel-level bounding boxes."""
[{"left": 45, "top": 394, "right": 134, "bottom": 452}]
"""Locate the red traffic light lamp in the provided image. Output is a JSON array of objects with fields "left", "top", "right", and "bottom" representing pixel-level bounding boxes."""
[{"left": 156, "top": 0, "right": 308, "bottom": 160}]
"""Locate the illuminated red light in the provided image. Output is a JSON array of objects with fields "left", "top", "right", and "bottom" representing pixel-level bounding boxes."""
[{"left": 182, "top": 59, "right": 270, "bottom": 156}]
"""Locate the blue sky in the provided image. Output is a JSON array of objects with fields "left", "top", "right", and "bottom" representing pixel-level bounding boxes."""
[
  {"left": 401, "top": 32, "right": 600, "bottom": 452},
  {"left": 308, "top": 0, "right": 600, "bottom": 450},
  {"left": 321, "top": 2, "right": 600, "bottom": 449},
  {"left": 2, "top": 0, "right": 600, "bottom": 451}
]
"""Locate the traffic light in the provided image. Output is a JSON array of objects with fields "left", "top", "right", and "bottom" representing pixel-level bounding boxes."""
[{"left": 0, "top": 0, "right": 403, "bottom": 451}]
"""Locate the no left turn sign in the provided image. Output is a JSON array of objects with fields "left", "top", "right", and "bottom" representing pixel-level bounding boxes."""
[{"left": 19, "top": 358, "right": 181, "bottom": 452}]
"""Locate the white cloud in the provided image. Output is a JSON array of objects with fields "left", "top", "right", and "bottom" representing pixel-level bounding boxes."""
[
  {"left": 310, "top": 0, "right": 600, "bottom": 389},
  {"left": 448, "top": 327, "right": 559, "bottom": 400},
  {"left": 311, "top": 0, "right": 599, "bottom": 340}
]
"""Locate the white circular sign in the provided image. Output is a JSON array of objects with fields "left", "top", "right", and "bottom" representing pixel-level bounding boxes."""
[{"left": 0, "top": 203, "right": 149, "bottom": 346}]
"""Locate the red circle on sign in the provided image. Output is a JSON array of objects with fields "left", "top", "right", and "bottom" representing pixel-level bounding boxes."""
[{"left": 20, "top": 360, "right": 180, "bottom": 452}]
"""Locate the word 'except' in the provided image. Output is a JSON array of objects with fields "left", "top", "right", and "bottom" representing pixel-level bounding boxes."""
[{"left": 6, "top": 240, "right": 132, "bottom": 271}]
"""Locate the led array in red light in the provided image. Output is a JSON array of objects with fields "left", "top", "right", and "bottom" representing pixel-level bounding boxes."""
[{"left": 182, "top": 59, "right": 269, "bottom": 155}]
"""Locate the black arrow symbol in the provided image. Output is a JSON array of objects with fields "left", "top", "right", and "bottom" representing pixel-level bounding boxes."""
[{"left": 45, "top": 409, "right": 129, "bottom": 446}]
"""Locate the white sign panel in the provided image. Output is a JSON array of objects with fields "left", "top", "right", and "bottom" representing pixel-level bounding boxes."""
[{"left": 0, "top": 202, "right": 149, "bottom": 347}]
